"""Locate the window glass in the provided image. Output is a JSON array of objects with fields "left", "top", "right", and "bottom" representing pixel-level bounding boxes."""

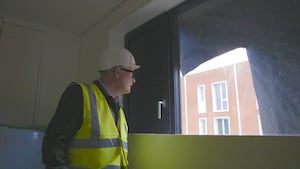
[
  {"left": 197, "top": 85, "right": 206, "bottom": 113},
  {"left": 198, "top": 118, "right": 207, "bottom": 135},
  {"left": 212, "top": 81, "right": 228, "bottom": 112},
  {"left": 177, "top": 0, "right": 300, "bottom": 136},
  {"left": 180, "top": 48, "right": 261, "bottom": 135},
  {"left": 214, "top": 118, "right": 230, "bottom": 135}
]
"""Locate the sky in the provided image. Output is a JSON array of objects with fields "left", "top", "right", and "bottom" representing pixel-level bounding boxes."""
[{"left": 186, "top": 48, "right": 248, "bottom": 76}]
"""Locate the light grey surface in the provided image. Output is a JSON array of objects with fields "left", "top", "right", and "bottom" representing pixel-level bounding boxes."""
[
  {"left": 0, "top": 127, "right": 44, "bottom": 169},
  {"left": 0, "top": 0, "right": 124, "bottom": 35}
]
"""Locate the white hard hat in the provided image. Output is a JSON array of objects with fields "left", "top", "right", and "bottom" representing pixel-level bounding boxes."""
[{"left": 99, "top": 47, "right": 140, "bottom": 71}]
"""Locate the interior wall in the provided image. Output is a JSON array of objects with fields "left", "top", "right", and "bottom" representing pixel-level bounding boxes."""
[
  {"left": 0, "top": 21, "right": 43, "bottom": 126},
  {"left": 0, "top": 17, "right": 80, "bottom": 126},
  {"left": 37, "top": 30, "right": 80, "bottom": 125}
]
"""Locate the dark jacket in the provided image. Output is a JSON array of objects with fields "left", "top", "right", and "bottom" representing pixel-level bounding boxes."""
[{"left": 42, "top": 80, "right": 120, "bottom": 169}]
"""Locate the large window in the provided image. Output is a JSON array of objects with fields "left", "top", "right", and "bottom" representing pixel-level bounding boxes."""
[
  {"left": 177, "top": 0, "right": 300, "bottom": 136},
  {"left": 212, "top": 81, "right": 229, "bottom": 112},
  {"left": 180, "top": 48, "right": 261, "bottom": 135}
]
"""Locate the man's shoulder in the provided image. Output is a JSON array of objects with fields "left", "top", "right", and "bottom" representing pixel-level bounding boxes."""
[{"left": 62, "top": 81, "right": 82, "bottom": 94}]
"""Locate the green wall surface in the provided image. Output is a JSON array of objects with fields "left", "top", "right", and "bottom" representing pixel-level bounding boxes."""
[{"left": 128, "top": 134, "right": 300, "bottom": 169}]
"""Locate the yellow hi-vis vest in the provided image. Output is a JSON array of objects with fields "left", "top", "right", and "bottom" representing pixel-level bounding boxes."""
[{"left": 68, "top": 82, "right": 128, "bottom": 169}]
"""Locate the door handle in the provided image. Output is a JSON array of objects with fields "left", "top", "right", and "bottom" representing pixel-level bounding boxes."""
[{"left": 157, "top": 99, "right": 166, "bottom": 119}]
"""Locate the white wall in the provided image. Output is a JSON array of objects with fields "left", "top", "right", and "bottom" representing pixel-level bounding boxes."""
[
  {"left": 37, "top": 29, "right": 80, "bottom": 125},
  {"left": 0, "top": 17, "right": 80, "bottom": 126},
  {"left": 0, "top": 0, "right": 158, "bottom": 126}
]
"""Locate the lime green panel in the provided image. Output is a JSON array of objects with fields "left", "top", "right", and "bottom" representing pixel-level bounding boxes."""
[{"left": 128, "top": 134, "right": 300, "bottom": 169}]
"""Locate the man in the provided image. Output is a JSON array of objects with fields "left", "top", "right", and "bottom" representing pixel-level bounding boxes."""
[{"left": 42, "top": 47, "right": 140, "bottom": 169}]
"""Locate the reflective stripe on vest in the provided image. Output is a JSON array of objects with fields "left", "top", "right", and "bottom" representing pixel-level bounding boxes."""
[
  {"left": 70, "top": 138, "right": 128, "bottom": 149},
  {"left": 70, "top": 165, "right": 127, "bottom": 169},
  {"left": 68, "top": 82, "right": 128, "bottom": 169}
]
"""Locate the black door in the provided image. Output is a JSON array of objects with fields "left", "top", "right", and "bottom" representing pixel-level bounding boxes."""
[{"left": 125, "top": 13, "right": 175, "bottom": 134}]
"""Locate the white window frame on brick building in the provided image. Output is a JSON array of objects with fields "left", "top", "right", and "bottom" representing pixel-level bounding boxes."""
[
  {"left": 198, "top": 118, "right": 207, "bottom": 135},
  {"left": 197, "top": 85, "right": 206, "bottom": 113},
  {"left": 214, "top": 117, "right": 230, "bottom": 135},
  {"left": 212, "top": 81, "right": 229, "bottom": 112}
]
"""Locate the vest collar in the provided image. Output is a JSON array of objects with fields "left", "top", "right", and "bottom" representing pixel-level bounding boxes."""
[{"left": 93, "top": 80, "right": 123, "bottom": 107}]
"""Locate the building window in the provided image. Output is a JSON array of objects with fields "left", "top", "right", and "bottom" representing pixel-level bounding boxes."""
[
  {"left": 212, "top": 81, "right": 229, "bottom": 112},
  {"left": 197, "top": 85, "right": 206, "bottom": 113},
  {"left": 199, "top": 118, "right": 207, "bottom": 135},
  {"left": 214, "top": 117, "right": 230, "bottom": 135}
]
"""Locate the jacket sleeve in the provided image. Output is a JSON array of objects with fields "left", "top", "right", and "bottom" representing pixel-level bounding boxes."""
[{"left": 42, "top": 82, "right": 83, "bottom": 169}]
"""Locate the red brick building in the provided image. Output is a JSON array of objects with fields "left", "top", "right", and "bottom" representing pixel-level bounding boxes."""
[{"left": 180, "top": 48, "right": 262, "bottom": 135}]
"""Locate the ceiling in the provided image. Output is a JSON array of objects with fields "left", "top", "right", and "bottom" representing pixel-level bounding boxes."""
[{"left": 0, "top": 0, "right": 126, "bottom": 35}]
